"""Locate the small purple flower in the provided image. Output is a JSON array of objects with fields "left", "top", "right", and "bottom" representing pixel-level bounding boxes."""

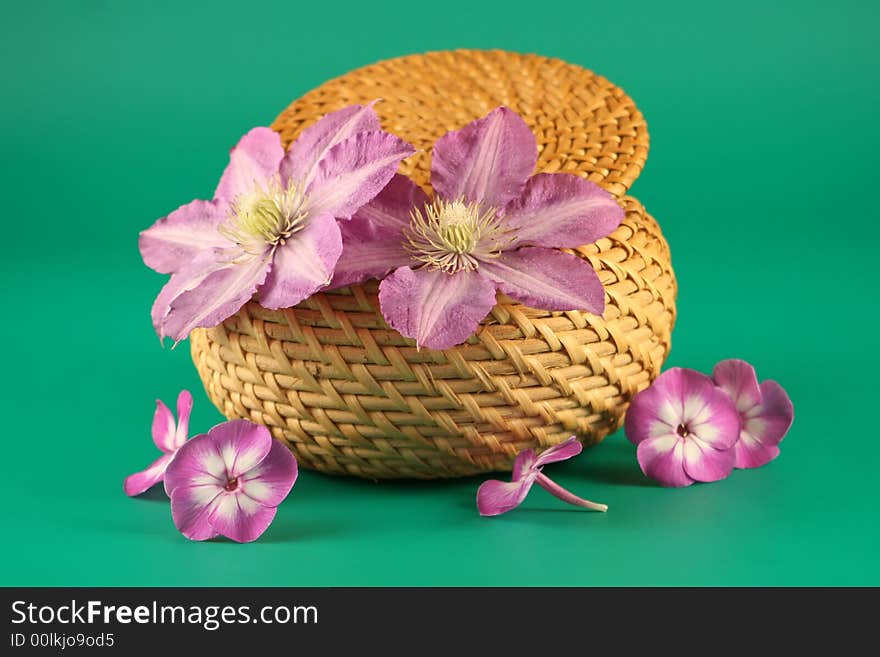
[
  {"left": 328, "top": 107, "right": 624, "bottom": 350},
  {"left": 477, "top": 437, "right": 607, "bottom": 516},
  {"left": 124, "top": 390, "right": 192, "bottom": 496},
  {"left": 140, "top": 103, "right": 415, "bottom": 342},
  {"left": 713, "top": 359, "right": 794, "bottom": 469},
  {"left": 164, "top": 420, "right": 297, "bottom": 543},
  {"left": 625, "top": 368, "right": 741, "bottom": 487}
]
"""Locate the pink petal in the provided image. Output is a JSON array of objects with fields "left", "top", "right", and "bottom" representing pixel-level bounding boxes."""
[
  {"left": 155, "top": 250, "right": 271, "bottom": 342},
  {"left": 257, "top": 212, "right": 342, "bottom": 309},
  {"left": 329, "top": 216, "right": 410, "bottom": 289},
  {"left": 502, "top": 173, "right": 624, "bottom": 248},
  {"left": 138, "top": 199, "right": 230, "bottom": 274},
  {"left": 377, "top": 267, "right": 498, "bottom": 350},
  {"left": 206, "top": 492, "right": 278, "bottom": 543},
  {"left": 534, "top": 436, "right": 583, "bottom": 468},
  {"left": 512, "top": 449, "right": 538, "bottom": 480},
  {"left": 205, "top": 419, "right": 274, "bottom": 480},
  {"left": 282, "top": 103, "right": 381, "bottom": 187},
  {"left": 237, "top": 439, "right": 299, "bottom": 507},
  {"left": 164, "top": 432, "right": 226, "bottom": 497},
  {"left": 636, "top": 435, "right": 694, "bottom": 487},
  {"left": 681, "top": 437, "right": 735, "bottom": 483},
  {"left": 734, "top": 380, "right": 794, "bottom": 469},
  {"left": 712, "top": 359, "right": 762, "bottom": 413},
  {"left": 214, "top": 127, "right": 285, "bottom": 203},
  {"left": 151, "top": 398, "right": 176, "bottom": 453},
  {"left": 173, "top": 389, "right": 193, "bottom": 450},
  {"left": 431, "top": 107, "right": 536, "bottom": 208},
  {"left": 328, "top": 174, "right": 426, "bottom": 288},
  {"left": 479, "top": 247, "right": 605, "bottom": 314},
  {"left": 306, "top": 131, "right": 415, "bottom": 219},
  {"left": 123, "top": 453, "right": 174, "bottom": 497},
  {"left": 351, "top": 174, "right": 429, "bottom": 233},
  {"left": 169, "top": 483, "right": 222, "bottom": 541},
  {"left": 476, "top": 478, "right": 534, "bottom": 516}
]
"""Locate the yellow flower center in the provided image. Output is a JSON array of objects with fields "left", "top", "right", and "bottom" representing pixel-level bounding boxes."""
[
  {"left": 220, "top": 178, "right": 308, "bottom": 256},
  {"left": 404, "top": 198, "right": 510, "bottom": 273}
]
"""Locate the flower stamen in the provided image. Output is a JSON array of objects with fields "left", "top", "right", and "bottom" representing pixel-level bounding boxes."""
[
  {"left": 219, "top": 178, "right": 309, "bottom": 256},
  {"left": 403, "top": 198, "right": 513, "bottom": 273}
]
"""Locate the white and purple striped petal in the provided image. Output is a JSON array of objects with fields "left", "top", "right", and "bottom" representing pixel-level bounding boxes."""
[
  {"left": 257, "top": 212, "right": 343, "bottom": 309},
  {"left": 501, "top": 173, "right": 624, "bottom": 249},
  {"left": 306, "top": 131, "right": 416, "bottom": 219},
  {"left": 431, "top": 106, "right": 536, "bottom": 208},
  {"left": 478, "top": 247, "right": 606, "bottom": 315},
  {"left": 214, "top": 127, "right": 285, "bottom": 203},
  {"left": 282, "top": 103, "right": 381, "bottom": 187},
  {"left": 378, "top": 267, "right": 498, "bottom": 350},
  {"left": 138, "top": 200, "right": 230, "bottom": 275}
]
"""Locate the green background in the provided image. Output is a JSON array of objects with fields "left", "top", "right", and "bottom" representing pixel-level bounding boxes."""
[{"left": 2, "top": 0, "right": 877, "bottom": 586}]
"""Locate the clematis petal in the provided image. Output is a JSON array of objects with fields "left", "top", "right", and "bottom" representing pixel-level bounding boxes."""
[
  {"left": 734, "top": 380, "right": 795, "bottom": 469},
  {"left": 282, "top": 103, "right": 381, "bottom": 187},
  {"left": 164, "top": 432, "right": 226, "bottom": 497},
  {"left": 351, "top": 174, "right": 429, "bottom": 233},
  {"left": 138, "top": 199, "right": 230, "bottom": 274},
  {"left": 476, "top": 478, "right": 534, "bottom": 516},
  {"left": 151, "top": 398, "right": 176, "bottom": 453},
  {"left": 512, "top": 449, "right": 538, "bottom": 480},
  {"left": 306, "top": 131, "right": 415, "bottom": 219},
  {"left": 123, "top": 453, "right": 174, "bottom": 497},
  {"left": 681, "top": 437, "right": 736, "bottom": 483},
  {"left": 431, "top": 107, "right": 537, "bottom": 207},
  {"left": 206, "top": 492, "right": 278, "bottom": 543},
  {"left": 328, "top": 174, "right": 426, "bottom": 288},
  {"left": 237, "top": 439, "right": 298, "bottom": 507},
  {"left": 502, "top": 173, "right": 624, "bottom": 249},
  {"left": 329, "top": 217, "right": 411, "bottom": 289},
  {"left": 257, "top": 212, "right": 342, "bottom": 309},
  {"left": 712, "top": 359, "right": 762, "bottom": 413},
  {"left": 636, "top": 434, "right": 693, "bottom": 488},
  {"left": 169, "top": 483, "right": 222, "bottom": 541},
  {"left": 214, "top": 127, "right": 285, "bottom": 203},
  {"left": 378, "top": 267, "right": 498, "bottom": 350},
  {"left": 479, "top": 247, "right": 605, "bottom": 314},
  {"left": 156, "top": 250, "right": 271, "bottom": 343},
  {"left": 173, "top": 389, "right": 193, "bottom": 450},
  {"left": 534, "top": 436, "right": 583, "bottom": 468}
]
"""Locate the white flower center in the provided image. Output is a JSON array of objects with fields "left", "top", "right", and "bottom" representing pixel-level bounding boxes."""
[
  {"left": 220, "top": 178, "right": 308, "bottom": 256},
  {"left": 404, "top": 198, "right": 512, "bottom": 273}
]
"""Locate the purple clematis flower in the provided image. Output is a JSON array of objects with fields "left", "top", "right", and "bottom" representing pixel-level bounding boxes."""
[
  {"left": 124, "top": 390, "right": 192, "bottom": 496},
  {"left": 713, "top": 359, "right": 794, "bottom": 469},
  {"left": 140, "top": 103, "right": 415, "bottom": 342},
  {"left": 625, "top": 368, "right": 741, "bottom": 487},
  {"left": 477, "top": 437, "right": 607, "bottom": 516},
  {"left": 328, "top": 106, "right": 624, "bottom": 350},
  {"left": 164, "top": 420, "right": 297, "bottom": 543}
]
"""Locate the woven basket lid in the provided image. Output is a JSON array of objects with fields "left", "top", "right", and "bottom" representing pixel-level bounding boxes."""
[{"left": 272, "top": 49, "right": 649, "bottom": 197}]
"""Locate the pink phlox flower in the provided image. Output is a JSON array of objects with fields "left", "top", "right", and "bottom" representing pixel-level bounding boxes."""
[
  {"left": 713, "top": 359, "right": 794, "bottom": 469},
  {"left": 163, "top": 420, "right": 298, "bottom": 543},
  {"left": 477, "top": 437, "right": 607, "bottom": 516},
  {"left": 123, "top": 389, "right": 193, "bottom": 496}
]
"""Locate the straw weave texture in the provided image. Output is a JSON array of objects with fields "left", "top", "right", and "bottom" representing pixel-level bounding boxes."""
[{"left": 190, "top": 50, "right": 677, "bottom": 478}]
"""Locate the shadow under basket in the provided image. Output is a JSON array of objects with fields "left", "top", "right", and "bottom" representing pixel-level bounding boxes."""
[{"left": 190, "top": 49, "right": 677, "bottom": 479}]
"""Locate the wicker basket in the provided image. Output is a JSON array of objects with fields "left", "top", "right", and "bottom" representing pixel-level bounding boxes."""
[{"left": 190, "top": 49, "right": 677, "bottom": 479}]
